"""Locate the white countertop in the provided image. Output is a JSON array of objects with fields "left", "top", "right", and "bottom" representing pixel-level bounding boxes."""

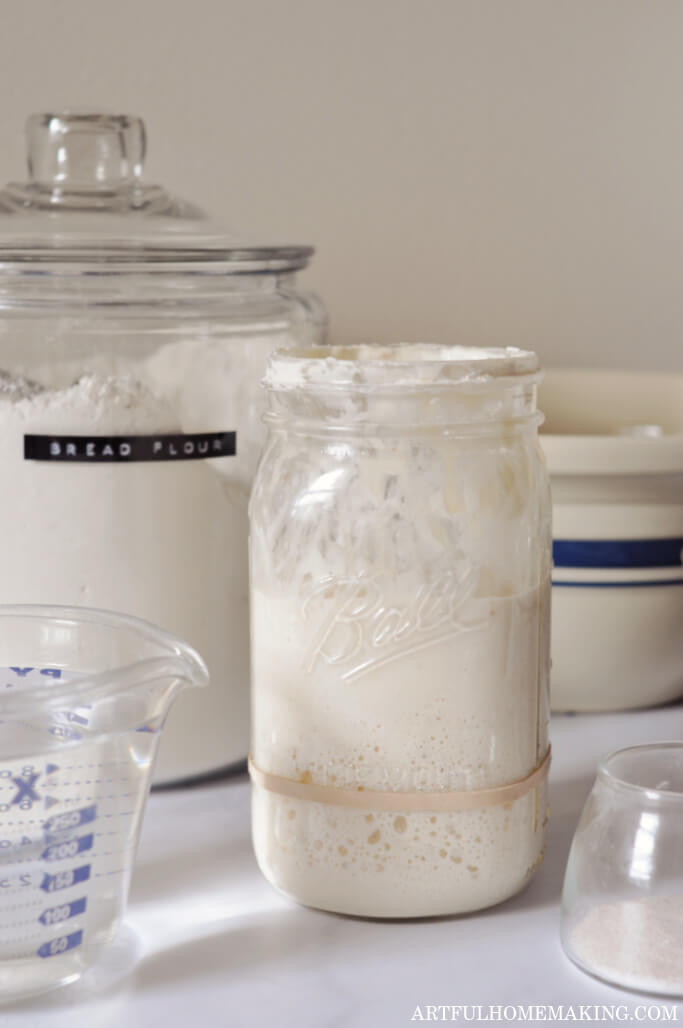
[{"left": 4, "top": 708, "right": 683, "bottom": 1027}]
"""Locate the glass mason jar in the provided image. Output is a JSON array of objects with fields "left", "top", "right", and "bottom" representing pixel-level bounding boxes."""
[
  {"left": 0, "top": 111, "right": 325, "bottom": 784},
  {"left": 249, "top": 344, "right": 552, "bottom": 918}
]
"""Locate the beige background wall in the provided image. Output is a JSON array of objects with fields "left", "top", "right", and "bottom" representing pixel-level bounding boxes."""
[{"left": 1, "top": 0, "right": 682, "bottom": 370}]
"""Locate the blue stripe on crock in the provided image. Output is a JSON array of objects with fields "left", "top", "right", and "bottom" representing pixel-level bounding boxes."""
[
  {"left": 553, "top": 538, "right": 683, "bottom": 569},
  {"left": 553, "top": 579, "right": 683, "bottom": 588}
]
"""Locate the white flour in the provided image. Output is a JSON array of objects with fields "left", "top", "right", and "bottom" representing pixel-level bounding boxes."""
[
  {"left": 145, "top": 332, "right": 288, "bottom": 495},
  {"left": 568, "top": 894, "right": 683, "bottom": 995},
  {"left": 0, "top": 369, "right": 248, "bottom": 782}
]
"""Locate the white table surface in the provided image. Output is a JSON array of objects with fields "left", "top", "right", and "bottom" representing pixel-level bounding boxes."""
[{"left": 4, "top": 707, "right": 683, "bottom": 1027}]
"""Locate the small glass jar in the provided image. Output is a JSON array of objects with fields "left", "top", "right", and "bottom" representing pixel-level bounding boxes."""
[
  {"left": 249, "top": 344, "right": 552, "bottom": 918},
  {"left": 562, "top": 743, "right": 683, "bottom": 996}
]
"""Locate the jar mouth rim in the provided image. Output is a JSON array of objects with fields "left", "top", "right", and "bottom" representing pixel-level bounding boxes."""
[
  {"left": 264, "top": 343, "right": 541, "bottom": 392},
  {"left": 598, "top": 742, "right": 683, "bottom": 803}
]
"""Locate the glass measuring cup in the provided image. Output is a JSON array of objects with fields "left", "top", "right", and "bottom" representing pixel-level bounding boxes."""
[{"left": 0, "top": 604, "right": 207, "bottom": 1002}]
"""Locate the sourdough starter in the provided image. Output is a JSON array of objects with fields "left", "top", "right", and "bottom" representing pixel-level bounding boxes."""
[{"left": 250, "top": 345, "right": 551, "bottom": 917}]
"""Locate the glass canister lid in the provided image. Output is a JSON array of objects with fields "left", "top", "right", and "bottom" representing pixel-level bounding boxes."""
[{"left": 0, "top": 111, "right": 313, "bottom": 271}]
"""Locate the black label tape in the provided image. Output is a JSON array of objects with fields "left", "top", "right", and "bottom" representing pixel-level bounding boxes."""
[{"left": 24, "top": 431, "right": 237, "bottom": 463}]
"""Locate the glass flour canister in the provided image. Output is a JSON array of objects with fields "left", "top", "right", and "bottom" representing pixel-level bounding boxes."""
[
  {"left": 249, "top": 344, "right": 552, "bottom": 918},
  {"left": 0, "top": 111, "right": 326, "bottom": 784}
]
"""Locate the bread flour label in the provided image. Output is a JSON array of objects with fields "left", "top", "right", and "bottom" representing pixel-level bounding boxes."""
[{"left": 23, "top": 431, "right": 237, "bottom": 462}]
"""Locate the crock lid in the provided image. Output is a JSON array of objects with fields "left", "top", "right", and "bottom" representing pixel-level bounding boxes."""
[
  {"left": 540, "top": 369, "right": 683, "bottom": 475},
  {"left": 0, "top": 111, "right": 313, "bottom": 271}
]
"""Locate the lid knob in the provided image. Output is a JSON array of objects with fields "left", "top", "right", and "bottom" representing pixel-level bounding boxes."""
[{"left": 26, "top": 112, "right": 146, "bottom": 192}]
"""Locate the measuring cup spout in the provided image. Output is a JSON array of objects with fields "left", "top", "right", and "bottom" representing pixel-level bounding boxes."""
[
  {"left": 133, "top": 647, "right": 210, "bottom": 717},
  {"left": 144, "top": 645, "right": 209, "bottom": 695},
  {"left": 0, "top": 605, "right": 209, "bottom": 744},
  {"left": 79, "top": 644, "right": 210, "bottom": 738}
]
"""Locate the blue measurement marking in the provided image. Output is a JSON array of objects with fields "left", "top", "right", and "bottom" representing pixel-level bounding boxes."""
[
  {"left": 63, "top": 711, "right": 89, "bottom": 726},
  {"left": 37, "top": 929, "right": 83, "bottom": 959},
  {"left": 38, "top": 897, "right": 87, "bottom": 926},
  {"left": 40, "top": 864, "right": 91, "bottom": 893},
  {"left": 11, "top": 773, "right": 40, "bottom": 806},
  {"left": 44, "top": 805, "right": 97, "bottom": 836},
  {"left": 48, "top": 725, "right": 81, "bottom": 741},
  {"left": 41, "top": 834, "right": 93, "bottom": 862},
  {"left": 6, "top": 667, "right": 62, "bottom": 679}
]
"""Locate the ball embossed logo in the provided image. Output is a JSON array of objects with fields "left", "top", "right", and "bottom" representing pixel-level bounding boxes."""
[{"left": 302, "top": 564, "right": 488, "bottom": 681}]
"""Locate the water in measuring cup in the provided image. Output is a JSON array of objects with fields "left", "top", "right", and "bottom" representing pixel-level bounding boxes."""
[{"left": 0, "top": 667, "right": 159, "bottom": 1000}]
